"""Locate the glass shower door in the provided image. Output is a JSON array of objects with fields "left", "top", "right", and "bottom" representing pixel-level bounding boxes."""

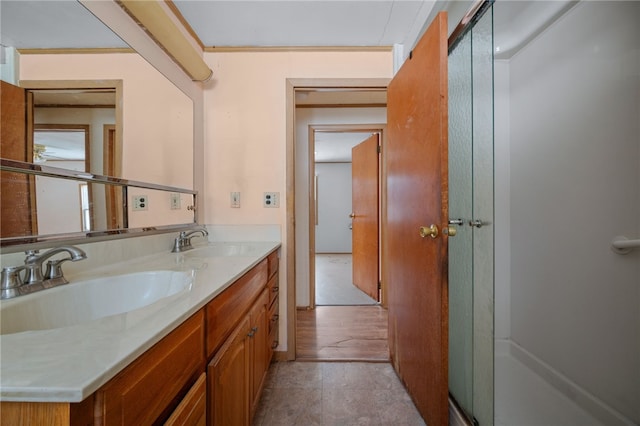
[{"left": 448, "top": 5, "right": 494, "bottom": 425}]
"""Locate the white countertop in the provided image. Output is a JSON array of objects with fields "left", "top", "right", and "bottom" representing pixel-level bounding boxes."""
[{"left": 0, "top": 241, "right": 280, "bottom": 402}]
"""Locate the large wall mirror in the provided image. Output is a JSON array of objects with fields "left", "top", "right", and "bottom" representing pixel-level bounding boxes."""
[{"left": 0, "top": 1, "right": 196, "bottom": 249}]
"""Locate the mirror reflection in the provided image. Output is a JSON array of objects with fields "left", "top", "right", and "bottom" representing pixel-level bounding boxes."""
[
  {"left": 32, "top": 88, "right": 117, "bottom": 177},
  {"left": 0, "top": 1, "right": 196, "bottom": 245}
]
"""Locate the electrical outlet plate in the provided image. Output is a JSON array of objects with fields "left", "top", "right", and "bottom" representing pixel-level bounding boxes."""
[
  {"left": 133, "top": 195, "right": 148, "bottom": 211},
  {"left": 264, "top": 192, "right": 279, "bottom": 208},
  {"left": 170, "top": 193, "right": 181, "bottom": 210}
]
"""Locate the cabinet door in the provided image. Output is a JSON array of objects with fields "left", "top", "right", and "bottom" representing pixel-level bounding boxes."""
[
  {"left": 208, "top": 317, "right": 251, "bottom": 426},
  {"left": 165, "top": 373, "right": 206, "bottom": 426},
  {"left": 249, "top": 289, "right": 269, "bottom": 416},
  {"left": 96, "top": 311, "right": 205, "bottom": 426}
]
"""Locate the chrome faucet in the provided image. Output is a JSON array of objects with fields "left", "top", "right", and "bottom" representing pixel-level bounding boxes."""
[
  {"left": 171, "top": 228, "right": 209, "bottom": 253},
  {"left": 1, "top": 245, "right": 87, "bottom": 299},
  {"left": 24, "top": 246, "right": 87, "bottom": 285}
]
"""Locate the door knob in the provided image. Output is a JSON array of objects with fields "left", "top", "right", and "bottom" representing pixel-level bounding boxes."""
[
  {"left": 419, "top": 224, "right": 439, "bottom": 239},
  {"left": 443, "top": 226, "right": 457, "bottom": 237}
]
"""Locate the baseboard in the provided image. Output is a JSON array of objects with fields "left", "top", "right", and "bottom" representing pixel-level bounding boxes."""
[
  {"left": 273, "top": 350, "right": 291, "bottom": 362},
  {"left": 507, "top": 340, "right": 635, "bottom": 426}
]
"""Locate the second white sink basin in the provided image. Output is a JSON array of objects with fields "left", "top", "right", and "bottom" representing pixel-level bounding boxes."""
[
  {"left": 0, "top": 270, "right": 192, "bottom": 335},
  {"left": 184, "top": 243, "right": 261, "bottom": 257}
]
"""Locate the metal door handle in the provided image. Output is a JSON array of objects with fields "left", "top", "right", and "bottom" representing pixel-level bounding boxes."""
[
  {"left": 448, "top": 218, "right": 464, "bottom": 225},
  {"left": 419, "top": 224, "right": 439, "bottom": 239}
]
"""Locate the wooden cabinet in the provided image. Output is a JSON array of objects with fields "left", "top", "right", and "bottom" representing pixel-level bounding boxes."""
[
  {"left": 266, "top": 251, "right": 280, "bottom": 358},
  {"left": 95, "top": 310, "right": 205, "bottom": 425},
  {"left": 165, "top": 373, "right": 207, "bottom": 426},
  {"left": 249, "top": 289, "right": 270, "bottom": 417},
  {"left": 1, "top": 249, "right": 280, "bottom": 426},
  {"left": 208, "top": 317, "right": 251, "bottom": 426},
  {"left": 207, "top": 287, "right": 271, "bottom": 425},
  {"left": 205, "top": 260, "right": 268, "bottom": 358}
]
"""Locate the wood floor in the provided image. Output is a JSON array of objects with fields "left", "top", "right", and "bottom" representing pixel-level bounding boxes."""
[{"left": 296, "top": 305, "right": 389, "bottom": 361}]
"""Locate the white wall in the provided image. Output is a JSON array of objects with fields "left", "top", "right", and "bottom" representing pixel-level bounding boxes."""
[
  {"left": 35, "top": 161, "right": 84, "bottom": 235},
  {"left": 315, "top": 162, "right": 352, "bottom": 253},
  {"left": 507, "top": 2, "right": 640, "bottom": 422},
  {"left": 494, "top": 60, "right": 511, "bottom": 340}
]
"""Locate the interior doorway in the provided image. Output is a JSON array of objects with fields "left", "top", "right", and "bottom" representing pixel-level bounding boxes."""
[
  {"left": 310, "top": 126, "right": 383, "bottom": 308},
  {"left": 287, "top": 78, "right": 389, "bottom": 361}
]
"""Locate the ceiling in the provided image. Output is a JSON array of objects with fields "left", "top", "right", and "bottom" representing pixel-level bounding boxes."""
[
  {"left": 0, "top": 0, "right": 436, "bottom": 50},
  {"left": 1, "top": 0, "right": 577, "bottom": 162},
  {"left": 172, "top": 0, "right": 435, "bottom": 48},
  {"left": 0, "top": 1, "right": 578, "bottom": 55}
]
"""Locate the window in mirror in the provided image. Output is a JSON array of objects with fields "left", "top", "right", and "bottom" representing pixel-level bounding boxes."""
[
  {"left": 80, "top": 183, "right": 91, "bottom": 231},
  {"left": 34, "top": 125, "right": 89, "bottom": 167}
]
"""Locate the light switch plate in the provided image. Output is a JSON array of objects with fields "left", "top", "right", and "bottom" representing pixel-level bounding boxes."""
[
  {"left": 170, "top": 193, "right": 181, "bottom": 210},
  {"left": 231, "top": 192, "right": 241, "bottom": 208}
]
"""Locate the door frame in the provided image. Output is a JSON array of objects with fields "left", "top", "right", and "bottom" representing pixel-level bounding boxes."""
[
  {"left": 285, "top": 78, "right": 390, "bottom": 361},
  {"left": 307, "top": 124, "right": 385, "bottom": 309}
]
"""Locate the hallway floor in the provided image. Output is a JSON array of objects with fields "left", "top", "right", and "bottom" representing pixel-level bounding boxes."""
[
  {"left": 252, "top": 361, "right": 426, "bottom": 426},
  {"left": 296, "top": 306, "right": 389, "bottom": 361},
  {"left": 315, "top": 254, "right": 377, "bottom": 305}
]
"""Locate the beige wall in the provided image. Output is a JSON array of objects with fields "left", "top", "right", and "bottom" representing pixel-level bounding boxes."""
[
  {"left": 203, "top": 50, "right": 392, "bottom": 350},
  {"left": 203, "top": 50, "right": 391, "bottom": 224}
]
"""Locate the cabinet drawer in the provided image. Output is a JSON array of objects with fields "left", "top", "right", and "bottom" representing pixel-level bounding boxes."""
[
  {"left": 206, "top": 260, "right": 268, "bottom": 358},
  {"left": 164, "top": 373, "right": 206, "bottom": 426},
  {"left": 96, "top": 310, "right": 205, "bottom": 426},
  {"left": 267, "top": 251, "right": 278, "bottom": 279},
  {"left": 267, "top": 272, "right": 279, "bottom": 307}
]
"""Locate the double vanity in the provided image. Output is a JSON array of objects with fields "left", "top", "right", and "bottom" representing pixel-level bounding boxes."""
[{"left": 0, "top": 239, "right": 281, "bottom": 425}]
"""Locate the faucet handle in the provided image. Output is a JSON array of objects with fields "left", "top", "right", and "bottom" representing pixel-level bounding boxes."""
[
  {"left": 44, "top": 258, "right": 72, "bottom": 283},
  {"left": 24, "top": 249, "right": 40, "bottom": 261},
  {"left": 1, "top": 266, "right": 26, "bottom": 299}
]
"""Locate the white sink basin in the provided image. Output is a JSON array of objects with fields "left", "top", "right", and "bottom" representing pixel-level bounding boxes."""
[
  {"left": 184, "top": 243, "right": 260, "bottom": 257},
  {"left": 0, "top": 270, "right": 192, "bottom": 335}
]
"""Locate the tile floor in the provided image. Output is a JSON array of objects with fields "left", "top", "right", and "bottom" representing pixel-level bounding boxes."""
[{"left": 253, "top": 361, "right": 426, "bottom": 426}]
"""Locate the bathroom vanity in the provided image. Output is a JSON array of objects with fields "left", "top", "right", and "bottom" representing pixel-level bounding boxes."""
[{"left": 0, "top": 241, "right": 280, "bottom": 426}]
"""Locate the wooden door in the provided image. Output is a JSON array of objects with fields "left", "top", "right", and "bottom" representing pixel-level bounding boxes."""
[
  {"left": 1, "top": 80, "right": 35, "bottom": 237},
  {"left": 351, "top": 134, "right": 380, "bottom": 301},
  {"left": 385, "top": 12, "right": 449, "bottom": 426}
]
